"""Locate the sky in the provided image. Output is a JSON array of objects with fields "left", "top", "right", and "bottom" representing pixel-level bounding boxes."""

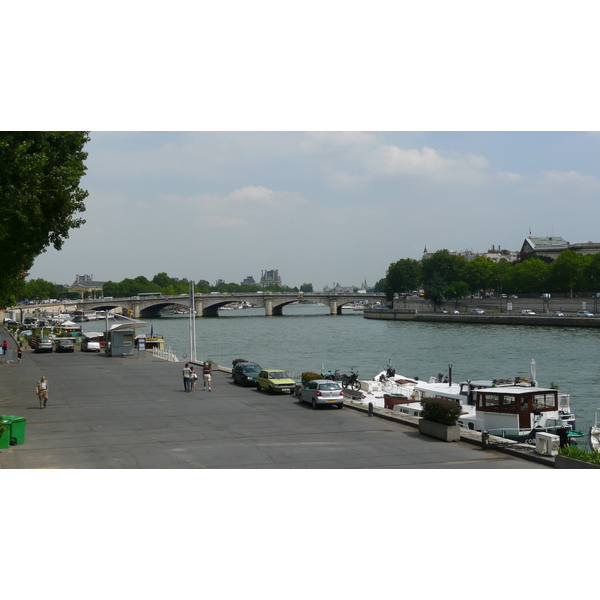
[
  {"left": 7, "top": 2, "right": 599, "bottom": 294},
  {"left": 27, "top": 131, "right": 600, "bottom": 291}
]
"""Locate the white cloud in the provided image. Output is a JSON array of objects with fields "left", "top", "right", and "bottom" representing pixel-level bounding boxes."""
[
  {"left": 368, "top": 145, "right": 489, "bottom": 182},
  {"left": 540, "top": 170, "right": 598, "bottom": 190},
  {"left": 299, "top": 131, "right": 379, "bottom": 154},
  {"left": 495, "top": 171, "right": 522, "bottom": 183}
]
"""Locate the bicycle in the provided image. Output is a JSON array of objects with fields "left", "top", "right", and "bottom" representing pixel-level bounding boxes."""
[
  {"left": 378, "top": 361, "right": 396, "bottom": 392},
  {"left": 342, "top": 367, "right": 361, "bottom": 391}
]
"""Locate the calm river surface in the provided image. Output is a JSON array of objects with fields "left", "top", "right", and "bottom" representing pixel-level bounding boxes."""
[{"left": 85, "top": 304, "right": 600, "bottom": 436}]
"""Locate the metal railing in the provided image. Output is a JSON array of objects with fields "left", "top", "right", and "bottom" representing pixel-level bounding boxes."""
[{"left": 152, "top": 346, "right": 179, "bottom": 362}]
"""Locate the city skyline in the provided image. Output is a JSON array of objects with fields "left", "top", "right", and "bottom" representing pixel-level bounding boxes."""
[{"left": 26, "top": 132, "right": 600, "bottom": 292}]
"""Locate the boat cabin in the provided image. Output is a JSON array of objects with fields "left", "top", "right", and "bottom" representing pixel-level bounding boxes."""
[{"left": 472, "top": 386, "right": 558, "bottom": 428}]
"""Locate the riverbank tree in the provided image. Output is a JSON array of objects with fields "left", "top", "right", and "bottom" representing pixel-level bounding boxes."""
[
  {"left": 383, "top": 248, "right": 600, "bottom": 301},
  {"left": 0, "top": 132, "right": 90, "bottom": 308}
]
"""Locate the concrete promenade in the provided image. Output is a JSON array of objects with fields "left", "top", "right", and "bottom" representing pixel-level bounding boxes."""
[{"left": 0, "top": 328, "right": 549, "bottom": 469}]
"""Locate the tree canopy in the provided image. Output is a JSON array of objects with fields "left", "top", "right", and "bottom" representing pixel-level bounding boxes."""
[{"left": 0, "top": 132, "right": 90, "bottom": 307}]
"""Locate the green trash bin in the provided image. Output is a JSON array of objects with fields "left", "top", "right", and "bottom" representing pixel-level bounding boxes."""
[
  {"left": 0, "top": 418, "right": 11, "bottom": 449},
  {"left": 0, "top": 415, "right": 26, "bottom": 446}
]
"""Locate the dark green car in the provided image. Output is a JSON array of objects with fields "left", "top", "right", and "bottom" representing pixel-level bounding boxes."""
[{"left": 232, "top": 362, "right": 262, "bottom": 387}]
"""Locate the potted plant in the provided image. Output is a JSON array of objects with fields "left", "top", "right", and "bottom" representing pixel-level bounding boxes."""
[
  {"left": 418, "top": 397, "right": 462, "bottom": 442},
  {"left": 555, "top": 445, "right": 600, "bottom": 469}
]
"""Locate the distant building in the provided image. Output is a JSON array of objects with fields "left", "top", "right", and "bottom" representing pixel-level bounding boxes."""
[
  {"left": 259, "top": 269, "right": 282, "bottom": 288},
  {"left": 423, "top": 245, "right": 518, "bottom": 263},
  {"left": 215, "top": 279, "right": 225, "bottom": 287},
  {"left": 68, "top": 274, "right": 105, "bottom": 298},
  {"left": 241, "top": 275, "right": 256, "bottom": 285},
  {"left": 519, "top": 236, "right": 600, "bottom": 262}
]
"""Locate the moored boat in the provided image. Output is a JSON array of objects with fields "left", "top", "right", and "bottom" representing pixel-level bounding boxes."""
[{"left": 358, "top": 365, "right": 582, "bottom": 446}]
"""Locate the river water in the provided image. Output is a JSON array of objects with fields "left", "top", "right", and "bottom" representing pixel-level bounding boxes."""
[{"left": 83, "top": 304, "right": 600, "bottom": 437}]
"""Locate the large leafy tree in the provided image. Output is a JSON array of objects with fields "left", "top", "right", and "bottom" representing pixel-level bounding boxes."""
[
  {"left": 384, "top": 258, "right": 422, "bottom": 300},
  {"left": 459, "top": 255, "right": 496, "bottom": 295},
  {"left": 0, "top": 132, "right": 90, "bottom": 307},
  {"left": 548, "top": 249, "right": 586, "bottom": 297},
  {"left": 421, "top": 250, "right": 467, "bottom": 305}
]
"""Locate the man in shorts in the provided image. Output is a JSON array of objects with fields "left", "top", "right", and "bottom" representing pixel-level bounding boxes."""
[{"left": 202, "top": 362, "right": 212, "bottom": 392}]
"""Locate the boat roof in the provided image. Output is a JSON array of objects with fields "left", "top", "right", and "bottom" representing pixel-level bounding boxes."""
[{"left": 472, "top": 385, "right": 556, "bottom": 395}]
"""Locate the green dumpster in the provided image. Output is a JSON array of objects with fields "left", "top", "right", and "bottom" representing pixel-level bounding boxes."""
[
  {"left": 0, "top": 418, "right": 11, "bottom": 449},
  {"left": 0, "top": 415, "right": 26, "bottom": 445}
]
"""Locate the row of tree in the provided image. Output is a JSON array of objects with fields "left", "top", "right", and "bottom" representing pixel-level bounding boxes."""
[
  {"left": 15, "top": 274, "right": 316, "bottom": 301},
  {"left": 379, "top": 249, "right": 600, "bottom": 305},
  {"left": 102, "top": 274, "right": 314, "bottom": 297}
]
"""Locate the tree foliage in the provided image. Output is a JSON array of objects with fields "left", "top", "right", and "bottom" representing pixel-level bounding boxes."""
[
  {"left": 384, "top": 258, "right": 421, "bottom": 300},
  {"left": 0, "top": 132, "right": 89, "bottom": 307}
]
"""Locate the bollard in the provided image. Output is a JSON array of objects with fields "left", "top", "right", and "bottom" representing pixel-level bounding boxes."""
[
  {"left": 368, "top": 402, "right": 374, "bottom": 417},
  {"left": 481, "top": 430, "right": 489, "bottom": 449}
]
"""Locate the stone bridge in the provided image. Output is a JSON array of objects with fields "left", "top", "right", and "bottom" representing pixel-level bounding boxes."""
[{"left": 76, "top": 292, "right": 385, "bottom": 318}]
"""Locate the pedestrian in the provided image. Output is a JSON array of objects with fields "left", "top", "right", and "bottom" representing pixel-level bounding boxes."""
[
  {"left": 2, "top": 340, "right": 7, "bottom": 355},
  {"left": 203, "top": 361, "right": 212, "bottom": 392},
  {"left": 17, "top": 347, "right": 22, "bottom": 363},
  {"left": 36, "top": 376, "right": 49, "bottom": 409},
  {"left": 190, "top": 366, "right": 198, "bottom": 391},
  {"left": 182, "top": 362, "right": 191, "bottom": 392}
]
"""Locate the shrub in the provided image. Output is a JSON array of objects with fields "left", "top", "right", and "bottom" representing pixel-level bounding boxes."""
[
  {"left": 420, "top": 397, "right": 462, "bottom": 426},
  {"left": 232, "top": 358, "right": 247, "bottom": 367},
  {"left": 301, "top": 371, "right": 321, "bottom": 385},
  {"left": 558, "top": 444, "right": 600, "bottom": 465}
]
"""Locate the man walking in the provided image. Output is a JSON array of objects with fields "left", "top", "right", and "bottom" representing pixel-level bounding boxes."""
[
  {"left": 36, "top": 376, "right": 49, "bottom": 409},
  {"left": 182, "top": 363, "right": 191, "bottom": 392},
  {"left": 202, "top": 361, "right": 212, "bottom": 392}
]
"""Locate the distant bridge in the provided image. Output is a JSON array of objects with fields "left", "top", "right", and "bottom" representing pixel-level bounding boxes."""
[{"left": 76, "top": 292, "right": 385, "bottom": 318}]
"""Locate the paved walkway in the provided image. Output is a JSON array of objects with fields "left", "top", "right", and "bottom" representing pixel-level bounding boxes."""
[{"left": 0, "top": 328, "right": 549, "bottom": 469}]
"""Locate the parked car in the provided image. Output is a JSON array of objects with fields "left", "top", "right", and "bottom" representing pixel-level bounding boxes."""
[
  {"left": 256, "top": 369, "right": 296, "bottom": 394},
  {"left": 521, "top": 309, "right": 536, "bottom": 316},
  {"left": 33, "top": 338, "right": 53, "bottom": 353},
  {"left": 552, "top": 311, "right": 564, "bottom": 317},
  {"left": 56, "top": 339, "right": 75, "bottom": 352},
  {"left": 232, "top": 361, "right": 262, "bottom": 387},
  {"left": 577, "top": 310, "right": 595, "bottom": 317},
  {"left": 470, "top": 308, "right": 485, "bottom": 314},
  {"left": 508, "top": 295, "right": 518, "bottom": 299},
  {"left": 298, "top": 379, "right": 344, "bottom": 409},
  {"left": 450, "top": 309, "right": 460, "bottom": 314},
  {"left": 436, "top": 308, "right": 448, "bottom": 314},
  {"left": 81, "top": 339, "right": 101, "bottom": 352}
]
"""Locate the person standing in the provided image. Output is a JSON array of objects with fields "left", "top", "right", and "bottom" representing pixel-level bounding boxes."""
[
  {"left": 17, "top": 347, "right": 22, "bottom": 363},
  {"left": 189, "top": 366, "right": 198, "bottom": 392},
  {"left": 203, "top": 361, "right": 212, "bottom": 392},
  {"left": 2, "top": 340, "right": 7, "bottom": 355},
  {"left": 182, "top": 363, "right": 191, "bottom": 392},
  {"left": 36, "top": 376, "right": 49, "bottom": 409}
]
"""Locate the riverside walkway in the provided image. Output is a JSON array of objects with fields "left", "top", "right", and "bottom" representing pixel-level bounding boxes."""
[{"left": 0, "top": 331, "right": 549, "bottom": 469}]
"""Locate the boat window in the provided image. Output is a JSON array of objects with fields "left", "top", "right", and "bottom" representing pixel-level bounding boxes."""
[
  {"left": 502, "top": 395, "right": 516, "bottom": 411},
  {"left": 484, "top": 394, "right": 500, "bottom": 410},
  {"left": 519, "top": 397, "right": 530, "bottom": 411},
  {"left": 534, "top": 393, "right": 556, "bottom": 410}
]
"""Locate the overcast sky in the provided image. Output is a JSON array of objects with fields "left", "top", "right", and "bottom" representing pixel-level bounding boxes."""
[
  {"left": 10, "top": 2, "right": 599, "bottom": 291},
  {"left": 27, "top": 131, "right": 600, "bottom": 290}
]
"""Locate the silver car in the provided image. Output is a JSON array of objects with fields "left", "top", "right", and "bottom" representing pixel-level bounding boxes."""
[{"left": 298, "top": 379, "right": 344, "bottom": 409}]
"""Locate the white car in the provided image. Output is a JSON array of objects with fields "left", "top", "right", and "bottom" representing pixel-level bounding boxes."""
[
  {"left": 521, "top": 309, "right": 536, "bottom": 316},
  {"left": 470, "top": 308, "right": 484, "bottom": 314},
  {"left": 81, "top": 339, "right": 101, "bottom": 352},
  {"left": 577, "top": 310, "right": 595, "bottom": 317}
]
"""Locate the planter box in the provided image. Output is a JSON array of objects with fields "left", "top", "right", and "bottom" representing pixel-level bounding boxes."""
[
  {"left": 555, "top": 455, "right": 600, "bottom": 469},
  {"left": 418, "top": 419, "right": 461, "bottom": 442}
]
